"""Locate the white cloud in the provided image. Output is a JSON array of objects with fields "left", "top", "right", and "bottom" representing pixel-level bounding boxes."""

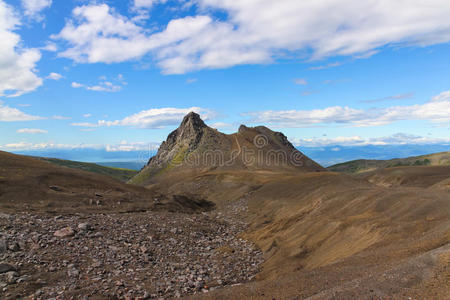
[
  {"left": 0, "top": 140, "right": 160, "bottom": 152},
  {"left": 46, "top": 72, "right": 63, "bottom": 80},
  {"left": 0, "top": 102, "right": 43, "bottom": 121},
  {"left": 41, "top": 42, "right": 57, "bottom": 52},
  {"left": 98, "top": 107, "right": 216, "bottom": 129},
  {"left": 86, "top": 81, "right": 122, "bottom": 92},
  {"left": 210, "top": 122, "right": 232, "bottom": 129},
  {"left": 133, "top": 0, "right": 166, "bottom": 9},
  {"left": 21, "top": 0, "right": 52, "bottom": 19},
  {"left": 292, "top": 133, "right": 450, "bottom": 147},
  {"left": 17, "top": 128, "right": 47, "bottom": 134},
  {"left": 70, "top": 107, "right": 215, "bottom": 129},
  {"left": 293, "top": 78, "right": 307, "bottom": 85},
  {"left": 0, "top": 1, "right": 42, "bottom": 97},
  {"left": 71, "top": 82, "right": 83, "bottom": 88},
  {"left": 186, "top": 78, "right": 198, "bottom": 84},
  {"left": 105, "top": 140, "right": 159, "bottom": 152},
  {"left": 52, "top": 115, "right": 71, "bottom": 120},
  {"left": 54, "top": 1, "right": 450, "bottom": 74},
  {"left": 71, "top": 79, "right": 123, "bottom": 92},
  {"left": 245, "top": 90, "right": 450, "bottom": 128},
  {"left": 83, "top": 113, "right": 92, "bottom": 118},
  {"left": 309, "top": 62, "right": 342, "bottom": 71},
  {"left": 0, "top": 141, "right": 102, "bottom": 151},
  {"left": 70, "top": 122, "right": 97, "bottom": 127}
]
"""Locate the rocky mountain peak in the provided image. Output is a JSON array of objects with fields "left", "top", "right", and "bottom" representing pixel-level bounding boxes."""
[
  {"left": 131, "top": 112, "right": 324, "bottom": 184},
  {"left": 165, "top": 112, "right": 207, "bottom": 147},
  {"left": 181, "top": 111, "right": 206, "bottom": 129}
]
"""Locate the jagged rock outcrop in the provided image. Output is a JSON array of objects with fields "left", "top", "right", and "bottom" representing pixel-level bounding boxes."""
[{"left": 130, "top": 112, "right": 324, "bottom": 185}]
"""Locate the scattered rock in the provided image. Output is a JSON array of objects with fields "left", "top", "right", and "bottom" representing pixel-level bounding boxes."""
[
  {"left": 0, "top": 264, "right": 16, "bottom": 274},
  {"left": 8, "top": 242, "right": 20, "bottom": 252},
  {"left": 49, "top": 185, "right": 63, "bottom": 192},
  {"left": 53, "top": 227, "right": 75, "bottom": 237},
  {"left": 77, "top": 223, "right": 92, "bottom": 231},
  {"left": 0, "top": 239, "right": 6, "bottom": 253},
  {"left": 5, "top": 271, "right": 18, "bottom": 284},
  {"left": 0, "top": 198, "right": 263, "bottom": 298}
]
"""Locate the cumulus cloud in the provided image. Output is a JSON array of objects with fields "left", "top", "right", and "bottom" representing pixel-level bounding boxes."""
[
  {"left": 52, "top": 115, "right": 70, "bottom": 120},
  {"left": 21, "top": 0, "right": 52, "bottom": 19},
  {"left": 86, "top": 82, "right": 122, "bottom": 92},
  {"left": 54, "top": 1, "right": 450, "bottom": 74},
  {"left": 0, "top": 1, "right": 42, "bottom": 97},
  {"left": 292, "top": 133, "right": 450, "bottom": 147},
  {"left": 98, "top": 107, "right": 216, "bottom": 129},
  {"left": 133, "top": 0, "right": 167, "bottom": 9},
  {"left": 70, "top": 107, "right": 215, "bottom": 129},
  {"left": 71, "top": 82, "right": 83, "bottom": 88},
  {"left": 46, "top": 72, "right": 63, "bottom": 80},
  {"left": 70, "top": 122, "right": 97, "bottom": 127},
  {"left": 17, "top": 128, "right": 47, "bottom": 134},
  {"left": 245, "top": 90, "right": 450, "bottom": 128},
  {"left": 71, "top": 79, "right": 123, "bottom": 92},
  {"left": 0, "top": 101, "right": 43, "bottom": 121},
  {"left": 210, "top": 122, "right": 232, "bottom": 129}
]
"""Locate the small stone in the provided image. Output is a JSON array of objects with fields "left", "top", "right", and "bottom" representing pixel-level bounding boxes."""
[
  {"left": 54, "top": 227, "right": 75, "bottom": 237},
  {"left": 49, "top": 185, "right": 63, "bottom": 192},
  {"left": 0, "top": 264, "right": 16, "bottom": 274},
  {"left": 8, "top": 242, "right": 20, "bottom": 252},
  {"left": 0, "top": 239, "right": 6, "bottom": 253},
  {"left": 5, "top": 271, "right": 18, "bottom": 284},
  {"left": 115, "top": 280, "right": 124, "bottom": 287},
  {"left": 67, "top": 266, "right": 80, "bottom": 277},
  {"left": 78, "top": 223, "right": 92, "bottom": 231}
]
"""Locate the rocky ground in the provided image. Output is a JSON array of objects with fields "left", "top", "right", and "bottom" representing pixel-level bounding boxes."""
[{"left": 0, "top": 199, "right": 263, "bottom": 299}]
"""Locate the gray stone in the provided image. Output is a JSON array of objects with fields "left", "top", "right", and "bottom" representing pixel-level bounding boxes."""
[
  {"left": 78, "top": 223, "right": 92, "bottom": 231},
  {"left": 0, "top": 264, "right": 16, "bottom": 274},
  {"left": 54, "top": 227, "right": 75, "bottom": 237},
  {"left": 0, "top": 239, "right": 6, "bottom": 253}
]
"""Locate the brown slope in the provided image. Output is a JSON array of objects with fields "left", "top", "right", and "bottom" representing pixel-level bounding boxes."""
[
  {"left": 0, "top": 151, "right": 211, "bottom": 214},
  {"left": 185, "top": 168, "right": 450, "bottom": 299},
  {"left": 358, "top": 165, "right": 450, "bottom": 189},
  {"left": 328, "top": 151, "right": 450, "bottom": 174},
  {"left": 129, "top": 112, "right": 324, "bottom": 185}
]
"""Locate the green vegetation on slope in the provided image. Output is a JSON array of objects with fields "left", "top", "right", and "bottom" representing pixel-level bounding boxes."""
[
  {"left": 38, "top": 157, "right": 138, "bottom": 182},
  {"left": 327, "top": 151, "right": 450, "bottom": 173}
]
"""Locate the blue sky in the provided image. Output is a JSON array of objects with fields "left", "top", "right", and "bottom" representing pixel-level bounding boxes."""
[{"left": 0, "top": 0, "right": 449, "bottom": 160}]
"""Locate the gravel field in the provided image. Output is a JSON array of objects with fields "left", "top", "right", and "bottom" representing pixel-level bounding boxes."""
[{"left": 0, "top": 199, "right": 263, "bottom": 299}]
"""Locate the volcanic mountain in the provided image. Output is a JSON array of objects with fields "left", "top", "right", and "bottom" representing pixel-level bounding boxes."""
[{"left": 130, "top": 112, "right": 324, "bottom": 185}]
